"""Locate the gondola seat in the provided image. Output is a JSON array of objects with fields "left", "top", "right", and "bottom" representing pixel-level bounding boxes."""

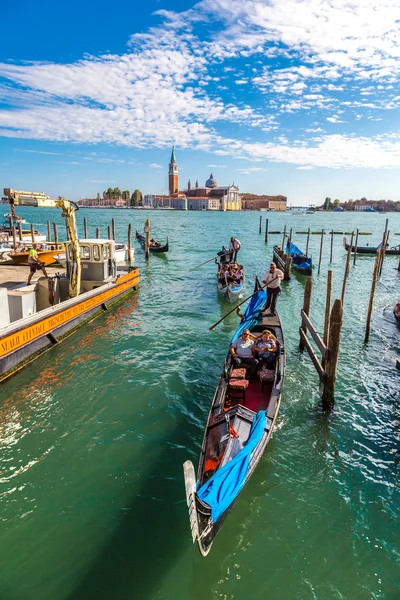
[
  {"left": 227, "top": 378, "right": 249, "bottom": 406},
  {"left": 230, "top": 368, "right": 247, "bottom": 380}
]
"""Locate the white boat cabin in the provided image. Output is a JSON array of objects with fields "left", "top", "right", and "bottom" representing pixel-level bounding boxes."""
[{"left": 64, "top": 239, "right": 117, "bottom": 282}]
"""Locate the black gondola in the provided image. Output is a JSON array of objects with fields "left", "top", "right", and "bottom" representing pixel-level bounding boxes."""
[
  {"left": 286, "top": 240, "right": 313, "bottom": 276},
  {"left": 135, "top": 231, "right": 169, "bottom": 253},
  {"left": 183, "top": 281, "right": 285, "bottom": 556},
  {"left": 343, "top": 237, "right": 400, "bottom": 255}
]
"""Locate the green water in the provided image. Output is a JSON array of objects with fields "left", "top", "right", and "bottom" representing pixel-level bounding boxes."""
[{"left": 0, "top": 208, "right": 399, "bottom": 600}]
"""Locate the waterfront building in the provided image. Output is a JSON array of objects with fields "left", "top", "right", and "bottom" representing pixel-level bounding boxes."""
[
  {"left": 166, "top": 148, "right": 241, "bottom": 211},
  {"left": 241, "top": 193, "right": 287, "bottom": 211}
]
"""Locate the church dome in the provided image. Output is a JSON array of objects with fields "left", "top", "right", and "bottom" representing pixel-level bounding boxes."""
[{"left": 205, "top": 173, "right": 217, "bottom": 188}]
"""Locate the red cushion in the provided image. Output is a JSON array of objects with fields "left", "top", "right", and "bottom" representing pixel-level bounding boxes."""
[
  {"left": 230, "top": 368, "right": 246, "bottom": 380},
  {"left": 229, "top": 379, "right": 249, "bottom": 390},
  {"left": 259, "top": 369, "right": 275, "bottom": 382}
]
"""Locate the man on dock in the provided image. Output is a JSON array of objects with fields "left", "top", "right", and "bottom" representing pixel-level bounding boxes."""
[
  {"left": 27, "top": 244, "right": 48, "bottom": 285},
  {"left": 262, "top": 262, "right": 284, "bottom": 316},
  {"left": 229, "top": 237, "right": 241, "bottom": 262}
]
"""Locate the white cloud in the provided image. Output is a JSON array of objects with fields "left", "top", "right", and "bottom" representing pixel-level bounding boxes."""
[{"left": 149, "top": 163, "right": 163, "bottom": 168}]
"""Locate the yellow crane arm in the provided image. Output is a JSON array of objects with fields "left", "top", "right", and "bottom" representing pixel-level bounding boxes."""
[{"left": 54, "top": 197, "right": 81, "bottom": 297}]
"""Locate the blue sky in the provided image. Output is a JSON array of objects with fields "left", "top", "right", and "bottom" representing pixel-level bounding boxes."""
[{"left": 2, "top": 0, "right": 400, "bottom": 205}]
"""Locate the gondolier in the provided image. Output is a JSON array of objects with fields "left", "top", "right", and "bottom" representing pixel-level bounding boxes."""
[
  {"left": 228, "top": 237, "right": 241, "bottom": 262},
  {"left": 262, "top": 262, "right": 284, "bottom": 316}
]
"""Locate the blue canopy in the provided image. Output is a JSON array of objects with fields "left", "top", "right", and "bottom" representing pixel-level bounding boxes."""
[
  {"left": 197, "top": 411, "right": 267, "bottom": 522},
  {"left": 286, "top": 240, "right": 312, "bottom": 270},
  {"left": 231, "top": 289, "right": 267, "bottom": 343}
]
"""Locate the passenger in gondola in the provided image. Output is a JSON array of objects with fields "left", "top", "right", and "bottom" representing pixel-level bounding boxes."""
[
  {"left": 235, "top": 265, "right": 244, "bottom": 283},
  {"left": 253, "top": 330, "right": 278, "bottom": 369},
  {"left": 230, "top": 330, "right": 259, "bottom": 380}
]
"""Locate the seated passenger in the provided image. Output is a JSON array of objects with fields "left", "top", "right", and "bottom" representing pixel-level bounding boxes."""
[
  {"left": 235, "top": 265, "right": 244, "bottom": 283},
  {"left": 253, "top": 330, "right": 278, "bottom": 369},
  {"left": 230, "top": 329, "right": 259, "bottom": 380}
]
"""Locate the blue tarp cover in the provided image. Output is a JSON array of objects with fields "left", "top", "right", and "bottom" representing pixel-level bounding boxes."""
[
  {"left": 197, "top": 411, "right": 267, "bottom": 522},
  {"left": 231, "top": 289, "right": 267, "bottom": 343},
  {"left": 286, "top": 241, "right": 312, "bottom": 270}
]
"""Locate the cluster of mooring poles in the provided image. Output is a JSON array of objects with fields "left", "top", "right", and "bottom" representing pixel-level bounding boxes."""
[{"left": 259, "top": 215, "right": 396, "bottom": 405}]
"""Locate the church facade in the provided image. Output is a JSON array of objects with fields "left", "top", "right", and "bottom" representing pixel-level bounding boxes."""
[{"left": 167, "top": 147, "right": 241, "bottom": 211}]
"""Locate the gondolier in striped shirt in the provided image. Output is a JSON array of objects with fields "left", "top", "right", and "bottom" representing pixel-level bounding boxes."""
[{"left": 262, "top": 262, "right": 284, "bottom": 316}]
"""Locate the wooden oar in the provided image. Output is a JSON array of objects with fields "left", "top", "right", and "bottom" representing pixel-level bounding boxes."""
[
  {"left": 188, "top": 252, "right": 231, "bottom": 272},
  {"left": 209, "top": 284, "right": 267, "bottom": 331},
  {"left": 210, "top": 273, "right": 281, "bottom": 330}
]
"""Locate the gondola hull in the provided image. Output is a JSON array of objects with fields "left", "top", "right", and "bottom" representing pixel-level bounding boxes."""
[
  {"left": 286, "top": 240, "right": 313, "bottom": 276},
  {"left": 135, "top": 232, "right": 168, "bottom": 253},
  {"left": 217, "top": 279, "right": 245, "bottom": 302},
  {"left": 184, "top": 288, "right": 285, "bottom": 556},
  {"left": 343, "top": 237, "right": 400, "bottom": 255}
]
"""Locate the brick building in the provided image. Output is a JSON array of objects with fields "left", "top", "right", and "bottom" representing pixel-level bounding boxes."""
[{"left": 241, "top": 194, "right": 287, "bottom": 211}]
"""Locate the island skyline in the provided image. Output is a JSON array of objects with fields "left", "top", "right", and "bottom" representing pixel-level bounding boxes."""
[{"left": 2, "top": 0, "right": 400, "bottom": 205}]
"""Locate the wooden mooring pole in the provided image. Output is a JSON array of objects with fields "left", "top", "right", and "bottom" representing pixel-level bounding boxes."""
[
  {"left": 47, "top": 221, "right": 51, "bottom": 243},
  {"left": 265, "top": 218, "right": 269, "bottom": 243},
  {"left": 18, "top": 221, "right": 23, "bottom": 242},
  {"left": 288, "top": 227, "right": 293, "bottom": 246},
  {"left": 112, "top": 218, "right": 116, "bottom": 242},
  {"left": 107, "top": 225, "right": 111, "bottom": 240},
  {"left": 299, "top": 277, "right": 312, "bottom": 351},
  {"left": 318, "top": 229, "right": 324, "bottom": 275},
  {"left": 96, "top": 227, "right": 100, "bottom": 239},
  {"left": 341, "top": 231, "right": 353, "bottom": 303},
  {"left": 305, "top": 228, "right": 310, "bottom": 257},
  {"left": 11, "top": 226, "right": 17, "bottom": 250},
  {"left": 84, "top": 217, "right": 88, "bottom": 239},
  {"left": 145, "top": 218, "right": 150, "bottom": 260},
  {"left": 353, "top": 228, "right": 359, "bottom": 265},
  {"left": 259, "top": 215, "right": 262, "bottom": 234},
  {"left": 364, "top": 250, "right": 381, "bottom": 344},
  {"left": 30, "top": 224, "right": 36, "bottom": 245},
  {"left": 323, "top": 270, "right": 333, "bottom": 347},
  {"left": 281, "top": 225, "right": 287, "bottom": 251},
  {"left": 378, "top": 231, "right": 389, "bottom": 276},
  {"left": 330, "top": 230, "right": 334, "bottom": 263},
  {"left": 322, "top": 299, "right": 343, "bottom": 407},
  {"left": 53, "top": 223, "right": 58, "bottom": 244},
  {"left": 127, "top": 223, "right": 133, "bottom": 262}
]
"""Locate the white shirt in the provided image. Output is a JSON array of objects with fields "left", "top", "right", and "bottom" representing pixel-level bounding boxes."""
[
  {"left": 229, "top": 238, "right": 241, "bottom": 251},
  {"left": 231, "top": 338, "right": 254, "bottom": 358},
  {"left": 263, "top": 269, "right": 283, "bottom": 288}
]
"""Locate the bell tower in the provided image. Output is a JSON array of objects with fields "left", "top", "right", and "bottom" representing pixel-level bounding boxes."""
[{"left": 168, "top": 146, "right": 178, "bottom": 196}]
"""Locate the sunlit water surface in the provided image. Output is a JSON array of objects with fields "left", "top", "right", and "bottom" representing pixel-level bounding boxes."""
[{"left": 0, "top": 209, "right": 399, "bottom": 599}]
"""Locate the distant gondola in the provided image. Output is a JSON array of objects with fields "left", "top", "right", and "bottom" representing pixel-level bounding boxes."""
[
  {"left": 343, "top": 237, "right": 400, "bottom": 255},
  {"left": 286, "top": 240, "right": 313, "bottom": 276},
  {"left": 183, "top": 281, "right": 285, "bottom": 556},
  {"left": 216, "top": 247, "right": 245, "bottom": 302},
  {"left": 135, "top": 231, "right": 168, "bottom": 253}
]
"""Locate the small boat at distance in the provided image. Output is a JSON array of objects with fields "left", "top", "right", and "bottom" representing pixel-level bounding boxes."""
[
  {"left": 183, "top": 281, "right": 285, "bottom": 556},
  {"left": 135, "top": 231, "right": 168, "bottom": 253},
  {"left": 343, "top": 237, "right": 400, "bottom": 256},
  {"left": 286, "top": 240, "right": 313, "bottom": 276},
  {"left": 3, "top": 213, "right": 27, "bottom": 224}
]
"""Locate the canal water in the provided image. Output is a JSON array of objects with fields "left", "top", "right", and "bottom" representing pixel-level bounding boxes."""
[{"left": 0, "top": 208, "right": 399, "bottom": 599}]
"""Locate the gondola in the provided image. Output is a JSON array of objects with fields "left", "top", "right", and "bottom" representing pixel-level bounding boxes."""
[
  {"left": 183, "top": 281, "right": 285, "bottom": 556},
  {"left": 135, "top": 231, "right": 168, "bottom": 253},
  {"left": 216, "top": 251, "right": 245, "bottom": 302},
  {"left": 286, "top": 240, "right": 313, "bottom": 276},
  {"left": 343, "top": 237, "right": 400, "bottom": 256}
]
